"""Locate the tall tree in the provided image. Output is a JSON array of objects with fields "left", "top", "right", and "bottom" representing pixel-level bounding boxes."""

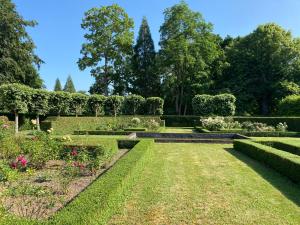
[
  {"left": 78, "top": 4, "right": 134, "bottom": 95},
  {"left": 54, "top": 78, "right": 62, "bottom": 91},
  {"left": 224, "top": 23, "right": 300, "bottom": 115},
  {"left": 63, "top": 75, "right": 76, "bottom": 93},
  {"left": 131, "top": 17, "right": 160, "bottom": 97},
  {"left": 0, "top": 0, "right": 43, "bottom": 88},
  {"left": 159, "top": 1, "right": 223, "bottom": 115}
]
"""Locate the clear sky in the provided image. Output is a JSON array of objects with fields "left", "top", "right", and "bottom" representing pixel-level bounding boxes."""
[{"left": 13, "top": 0, "right": 300, "bottom": 92}]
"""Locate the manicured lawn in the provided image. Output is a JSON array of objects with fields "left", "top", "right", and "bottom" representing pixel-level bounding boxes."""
[
  {"left": 162, "top": 127, "right": 195, "bottom": 133},
  {"left": 109, "top": 143, "right": 300, "bottom": 225}
]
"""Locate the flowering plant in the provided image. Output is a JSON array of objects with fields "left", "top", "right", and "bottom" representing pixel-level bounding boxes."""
[{"left": 10, "top": 155, "right": 28, "bottom": 171}]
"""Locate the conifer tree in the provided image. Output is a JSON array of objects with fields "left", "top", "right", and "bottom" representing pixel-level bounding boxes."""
[
  {"left": 63, "top": 75, "right": 76, "bottom": 93},
  {"left": 131, "top": 17, "right": 160, "bottom": 97},
  {"left": 54, "top": 78, "right": 62, "bottom": 91}
]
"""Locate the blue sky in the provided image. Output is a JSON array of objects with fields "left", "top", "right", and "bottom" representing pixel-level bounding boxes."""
[{"left": 13, "top": 0, "right": 300, "bottom": 91}]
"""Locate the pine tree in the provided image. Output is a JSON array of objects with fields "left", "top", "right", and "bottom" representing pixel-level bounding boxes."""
[
  {"left": 131, "top": 17, "right": 160, "bottom": 97},
  {"left": 63, "top": 75, "right": 76, "bottom": 93},
  {"left": 54, "top": 78, "right": 62, "bottom": 91},
  {"left": 0, "top": 0, "right": 43, "bottom": 88}
]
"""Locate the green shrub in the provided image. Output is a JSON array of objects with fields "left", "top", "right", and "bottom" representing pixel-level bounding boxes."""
[
  {"left": 145, "top": 97, "right": 164, "bottom": 115},
  {"left": 234, "top": 140, "right": 300, "bottom": 183},
  {"left": 259, "top": 141, "right": 300, "bottom": 156},
  {"left": 87, "top": 94, "right": 106, "bottom": 117},
  {"left": 192, "top": 94, "right": 236, "bottom": 116},
  {"left": 104, "top": 95, "right": 124, "bottom": 117},
  {"left": 48, "top": 91, "right": 71, "bottom": 116},
  {"left": 278, "top": 95, "right": 300, "bottom": 116},
  {"left": 70, "top": 93, "right": 88, "bottom": 117},
  {"left": 123, "top": 95, "right": 145, "bottom": 115},
  {"left": 50, "top": 139, "right": 154, "bottom": 225}
]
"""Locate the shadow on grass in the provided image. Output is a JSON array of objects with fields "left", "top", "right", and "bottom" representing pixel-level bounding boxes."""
[{"left": 226, "top": 148, "right": 300, "bottom": 207}]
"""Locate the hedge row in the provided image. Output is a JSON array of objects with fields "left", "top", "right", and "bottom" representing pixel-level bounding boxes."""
[
  {"left": 259, "top": 141, "right": 300, "bottom": 156},
  {"left": 49, "top": 139, "right": 154, "bottom": 225},
  {"left": 278, "top": 95, "right": 300, "bottom": 116},
  {"left": 234, "top": 140, "right": 300, "bottom": 183},
  {"left": 41, "top": 116, "right": 163, "bottom": 135},
  {"left": 162, "top": 115, "right": 300, "bottom": 131},
  {"left": 192, "top": 94, "right": 236, "bottom": 116}
]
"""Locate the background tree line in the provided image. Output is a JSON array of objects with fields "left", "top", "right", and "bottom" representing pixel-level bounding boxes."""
[{"left": 2, "top": 0, "right": 300, "bottom": 116}]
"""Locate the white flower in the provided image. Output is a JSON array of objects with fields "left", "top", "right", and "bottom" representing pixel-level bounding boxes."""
[{"left": 31, "top": 119, "right": 37, "bottom": 125}]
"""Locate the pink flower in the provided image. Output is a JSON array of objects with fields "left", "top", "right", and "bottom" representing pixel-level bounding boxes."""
[
  {"left": 10, "top": 162, "right": 17, "bottom": 169},
  {"left": 70, "top": 149, "right": 78, "bottom": 157},
  {"left": 20, "top": 158, "right": 27, "bottom": 167}
]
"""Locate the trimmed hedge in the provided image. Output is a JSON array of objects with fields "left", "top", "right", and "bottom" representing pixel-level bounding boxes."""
[
  {"left": 259, "top": 141, "right": 300, "bottom": 156},
  {"left": 49, "top": 139, "right": 154, "bottom": 225},
  {"left": 41, "top": 116, "right": 162, "bottom": 135},
  {"left": 74, "top": 130, "right": 132, "bottom": 135},
  {"left": 278, "top": 95, "right": 300, "bottom": 116},
  {"left": 162, "top": 116, "right": 300, "bottom": 131},
  {"left": 234, "top": 140, "right": 300, "bottom": 183},
  {"left": 192, "top": 94, "right": 236, "bottom": 116}
]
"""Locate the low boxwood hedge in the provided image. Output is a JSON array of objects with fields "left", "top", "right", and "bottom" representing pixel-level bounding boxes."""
[
  {"left": 74, "top": 130, "right": 132, "bottom": 135},
  {"left": 259, "top": 141, "right": 300, "bottom": 156},
  {"left": 48, "top": 139, "right": 154, "bottom": 225},
  {"left": 234, "top": 140, "right": 300, "bottom": 183}
]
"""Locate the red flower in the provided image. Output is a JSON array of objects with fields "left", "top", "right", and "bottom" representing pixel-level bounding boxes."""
[
  {"left": 10, "top": 162, "right": 17, "bottom": 169},
  {"left": 70, "top": 149, "right": 78, "bottom": 157}
]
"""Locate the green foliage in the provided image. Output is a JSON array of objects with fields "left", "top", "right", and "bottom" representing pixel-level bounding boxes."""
[
  {"left": 259, "top": 141, "right": 300, "bottom": 156},
  {"left": 0, "top": 0, "right": 43, "bottom": 88},
  {"left": 50, "top": 140, "right": 154, "bottom": 225},
  {"left": 63, "top": 75, "right": 76, "bottom": 93},
  {"left": 131, "top": 17, "right": 160, "bottom": 97},
  {"left": 224, "top": 23, "right": 300, "bottom": 115},
  {"left": 234, "top": 140, "right": 300, "bottom": 183},
  {"left": 192, "top": 94, "right": 236, "bottom": 116},
  {"left": 145, "top": 97, "right": 164, "bottom": 115},
  {"left": 70, "top": 93, "right": 88, "bottom": 116},
  {"left": 78, "top": 4, "right": 134, "bottom": 95},
  {"left": 123, "top": 95, "right": 145, "bottom": 115},
  {"left": 54, "top": 78, "right": 62, "bottom": 91},
  {"left": 48, "top": 91, "right": 71, "bottom": 116},
  {"left": 104, "top": 95, "right": 124, "bottom": 117},
  {"left": 0, "top": 83, "right": 31, "bottom": 114},
  {"left": 41, "top": 116, "right": 162, "bottom": 135},
  {"left": 29, "top": 89, "right": 49, "bottom": 115},
  {"left": 278, "top": 95, "right": 300, "bottom": 116},
  {"left": 159, "top": 1, "right": 225, "bottom": 115},
  {"left": 87, "top": 94, "right": 106, "bottom": 117}
]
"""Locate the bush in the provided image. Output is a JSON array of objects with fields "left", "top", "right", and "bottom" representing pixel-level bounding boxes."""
[
  {"left": 278, "top": 95, "right": 300, "bottom": 116},
  {"left": 145, "top": 97, "right": 164, "bottom": 115},
  {"left": 87, "top": 94, "right": 106, "bottom": 117},
  {"left": 123, "top": 95, "right": 145, "bottom": 115},
  {"left": 200, "top": 117, "right": 227, "bottom": 131},
  {"left": 234, "top": 140, "right": 300, "bottom": 183},
  {"left": 192, "top": 94, "right": 236, "bottom": 116},
  {"left": 241, "top": 121, "right": 275, "bottom": 132},
  {"left": 71, "top": 93, "right": 88, "bottom": 117},
  {"left": 49, "top": 91, "right": 71, "bottom": 116},
  {"left": 104, "top": 95, "right": 124, "bottom": 117}
]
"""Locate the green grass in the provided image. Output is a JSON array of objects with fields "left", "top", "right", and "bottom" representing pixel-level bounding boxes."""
[
  {"left": 109, "top": 143, "right": 300, "bottom": 225},
  {"left": 161, "top": 127, "right": 195, "bottom": 133}
]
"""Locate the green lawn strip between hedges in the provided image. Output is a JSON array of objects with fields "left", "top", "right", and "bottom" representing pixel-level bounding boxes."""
[
  {"left": 108, "top": 143, "right": 300, "bottom": 225},
  {"left": 48, "top": 139, "right": 154, "bottom": 225},
  {"left": 234, "top": 140, "right": 300, "bottom": 183}
]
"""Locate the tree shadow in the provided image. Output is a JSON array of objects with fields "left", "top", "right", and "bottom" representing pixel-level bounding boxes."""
[{"left": 225, "top": 148, "right": 300, "bottom": 207}]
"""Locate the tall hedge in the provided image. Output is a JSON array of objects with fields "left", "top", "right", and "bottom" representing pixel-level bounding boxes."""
[
  {"left": 0, "top": 83, "right": 31, "bottom": 133},
  {"left": 71, "top": 93, "right": 88, "bottom": 117},
  {"left": 87, "top": 94, "right": 106, "bottom": 117},
  {"left": 145, "top": 97, "right": 164, "bottom": 115},
  {"left": 278, "top": 95, "right": 300, "bottom": 116},
  {"left": 105, "top": 95, "right": 124, "bottom": 117},
  {"left": 192, "top": 94, "right": 236, "bottom": 116},
  {"left": 30, "top": 89, "right": 49, "bottom": 130},
  {"left": 123, "top": 95, "right": 145, "bottom": 115},
  {"left": 49, "top": 91, "right": 71, "bottom": 116}
]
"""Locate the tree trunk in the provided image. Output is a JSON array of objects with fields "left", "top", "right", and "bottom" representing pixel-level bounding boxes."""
[
  {"left": 261, "top": 95, "right": 269, "bottom": 115},
  {"left": 36, "top": 114, "right": 40, "bottom": 131},
  {"left": 15, "top": 112, "right": 18, "bottom": 134},
  {"left": 95, "top": 109, "right": 98, "bottom": 117},
  {"left": 175, "top": 94, "right": 179, "bottom": 115},
  {"left": 183, "top": 103, "right": 187, "bottom": 116}
]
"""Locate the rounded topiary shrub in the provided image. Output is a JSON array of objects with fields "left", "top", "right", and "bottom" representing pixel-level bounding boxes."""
[
  {"left": 145, "top": 97, "right": 164, "bottom": 115},
  {"left": 192, "top": 94, "right": 214, "bottom": 116},
  {"left": 123, "top": 95, "right": 145, "bottom": 115}
]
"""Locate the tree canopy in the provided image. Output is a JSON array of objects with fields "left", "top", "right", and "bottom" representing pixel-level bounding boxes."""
[{"left": 63, "top": 75, "right": 76, "bottom": 93}]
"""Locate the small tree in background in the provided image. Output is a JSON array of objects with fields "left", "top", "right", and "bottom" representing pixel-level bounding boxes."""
[
  {"left": 63, "top": 75, "right": 76, "bottom": 93},
  {"left": 48, "top": 91, "right": 71, "bottom": 116},
  {"left": 54, "top": 78, "right": 62, "bottom": 91},
  {"left": 105, "top": 95, "right": 124, "bottom": 117},
  {"left": 123, "top": 95, "right": 145, "bottom": 115},
  {"left": 87, "top": 94, "right": 106, "bottom": 117},
  {"left": 0, "top": 83, "right": 31, "bottom": 133},
  {"left": 145, "top": 97, "right": 164, "bottom": 115},
  {"left": 71, "top": 93, "right": 88, "bottom": 117},
  {"left": 30, "top": 89, "right": 49, "bottom": 130}
]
